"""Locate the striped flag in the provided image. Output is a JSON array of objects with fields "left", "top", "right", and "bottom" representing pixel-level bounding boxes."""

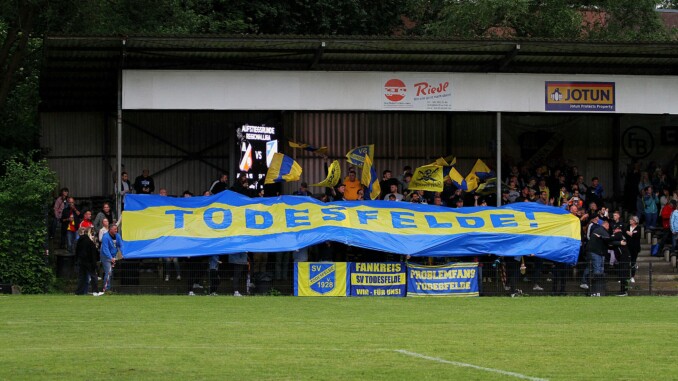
[
  {"left": 360, "top": 154, "right": 381, "bottom": 200},
  {"left": 265, "top": 153, "right": 302, "bottom": 184}
]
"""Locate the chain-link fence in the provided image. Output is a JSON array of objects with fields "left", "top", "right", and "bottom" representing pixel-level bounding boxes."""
[{"left": 50, "top": 254, "right": 677, "bottom": 296}]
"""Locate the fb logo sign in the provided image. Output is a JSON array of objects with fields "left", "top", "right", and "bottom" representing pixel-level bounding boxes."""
[{"left": 622, "top": 126, "right": 654, "bottom": 159}]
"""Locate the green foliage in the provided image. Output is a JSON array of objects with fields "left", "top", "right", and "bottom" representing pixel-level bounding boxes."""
[
  {"left": 38, "top": 0, "right": 406, "bottom": 36},
  {"left": 417, "top": 0, "right": 673, "bottom": 40},
  {"left": 590, "top": 0, "right": 672, "bottom": 41},
  {"left": 425, "top": 0, "right": 583, "bottom": 38},
  {"left": 0, "top": 154, "right": 57, "bottom": 293},
  {"left": 0, "top": 21, "right": 42, "bottom": 165}
]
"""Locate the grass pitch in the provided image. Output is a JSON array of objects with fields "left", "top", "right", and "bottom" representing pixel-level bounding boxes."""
[{"left": 1, "top": 295, "right": 677, "bottom": 380}]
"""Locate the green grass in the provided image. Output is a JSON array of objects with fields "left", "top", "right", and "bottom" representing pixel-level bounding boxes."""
[{"left": 1, "top": 296, "right": 677, "bottom": 380}]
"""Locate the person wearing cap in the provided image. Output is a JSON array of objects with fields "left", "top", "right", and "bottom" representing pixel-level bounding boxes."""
[{"left": 329, "top": 183, "right": 346, "bottom": 201}]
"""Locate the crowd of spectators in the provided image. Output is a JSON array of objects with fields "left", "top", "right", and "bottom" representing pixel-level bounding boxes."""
[{"left": 52, "top": 156, "right": 678, "bottom": 296}]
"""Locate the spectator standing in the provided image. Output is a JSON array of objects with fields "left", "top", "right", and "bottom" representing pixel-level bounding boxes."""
[
  {"left": 588, "top": 220, "right": 625, "bottom": 296},
  {"left": 401, "top": 173, "right": 412, "bottom": 197},
  {"left": 209, "top": 172, "right": 229, "bottom": 194},
  {"left": 657, "top": 200, "right": 677, "bottom": 256},
  {"left": 134, "top": 169, "right": 155, "bottom": 194},
  {"left": 52, "top": 187, "right": 69, "bottom": 245},
  {"left": 642, "top": 186, "right": 660, "bottom": 229},
  {"left": 611, "top": 226, "right": 631, "bottom": 296},
  {"left": 379, "top": 170, "right": 400, "bottom": 200},
  {"left": 343, "top": 169, "right": 362, "bottom": 201},
  {"left": 61, "top": 197, "right": 81, "bottom": 255},
  {"left": 230, "top": 173, "right": 250, "bottom": 196},
  {"left": 78, "top": 210, "right": 94, "bottom": 234},
  {"left": 98, "top": 218, "right": 109, "bottom": 245},
  {"left": 625, "top": 215, "right": 642, "bottom": 283},
  {"left": 586, "top": 177, "right": 604, "bottom": 208},
  {"left": 209, "top": 255, "right": 221, "bottom": 295},
  {"left": 100, "top": 224, "right": 120, "bottom": 292},
  {"left": 670, "top": 206, "right": 678, "bottom": 254},
  {"left": 229, "top": 252, "right": 248, "bottom": 296},
  {"left": 93, "top": 202, "right": 115, "bottom": 233},
  {"left": 116, "top": 172, "right": 132, "bottom": 210},
  {"left": 75, "top": 227, "right": 101, "bottom": 296}
]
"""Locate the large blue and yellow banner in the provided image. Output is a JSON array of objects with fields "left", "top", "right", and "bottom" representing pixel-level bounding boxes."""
[
  {"left": 407, "top": 263, "right": 479, "bottom": 297},
  {"left": 121, "top": 191, "right": 581, "bottom": 264},
  {"left": 349, "top": 262, "right": 406, "bottom": 297},
  {"left": 294, "top": 262, "right": 349, "bottom": 296}
]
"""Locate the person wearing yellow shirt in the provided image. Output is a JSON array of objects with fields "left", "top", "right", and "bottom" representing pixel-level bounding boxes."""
[{"left": 343, "top": 168, "right": 362, "bottom": 201}]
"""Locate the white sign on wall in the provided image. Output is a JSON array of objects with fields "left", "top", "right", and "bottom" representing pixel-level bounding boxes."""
[
  {"left": 122, "top": 70, "right": 678, "bottom": 114},
  {"left": 382, "top": 77, "right": 452, "bottom": 110}
]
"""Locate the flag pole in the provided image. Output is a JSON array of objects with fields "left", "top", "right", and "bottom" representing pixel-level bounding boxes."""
[{"left": 496, "top": 112, "right": 502, "bottom": 206}]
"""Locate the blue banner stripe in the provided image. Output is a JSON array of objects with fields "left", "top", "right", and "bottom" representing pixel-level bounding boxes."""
[
  {"left": 122, "top": 227, "right": 579, "bottom": 264},
  {"left": 124, "top": 191, "right": 572, "bottom": 215}
]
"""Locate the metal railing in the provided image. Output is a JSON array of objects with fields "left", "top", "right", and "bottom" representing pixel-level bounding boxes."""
[{"left": 50, "top": 254, "right": 677, "bottom": 296}]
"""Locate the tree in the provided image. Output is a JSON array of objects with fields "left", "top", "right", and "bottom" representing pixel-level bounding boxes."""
[
  {"left": 590, "top": 0, "right": 673, "bottom": 41},
  {"left": 0, "top": 154, "right": 57, "bottom": 293},
  {"left": 414, "top": 0, "right": 674, "bottom": 40}
]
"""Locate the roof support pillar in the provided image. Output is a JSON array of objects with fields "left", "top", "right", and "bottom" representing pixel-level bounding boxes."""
[
  {"left": 496, "top": 111, "right": 502, "bottom": 205},
  {"left": 116, "top": 38, "right": 126, "bottom": 220}
]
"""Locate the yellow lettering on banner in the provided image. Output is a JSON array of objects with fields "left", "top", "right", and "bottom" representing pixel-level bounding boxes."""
[
  {"left": 355, "top": 263, "right": 402, "bottom": 272},
  {"left": 412, "top": 282, "right": 471, "bottom": 291},
  {"left": 309, "top": 265, "right": 335, "bottom": 285},
  {"left": 123, "top": 201, "right": 580, "bottom": 244},
  {"left": 351, "top": 273, "right": 406, "bottom": 286}
]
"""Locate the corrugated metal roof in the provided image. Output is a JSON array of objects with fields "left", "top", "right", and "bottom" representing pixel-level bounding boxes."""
[{"left": 41, "top": 35, "right": 678, "bottom": 111}]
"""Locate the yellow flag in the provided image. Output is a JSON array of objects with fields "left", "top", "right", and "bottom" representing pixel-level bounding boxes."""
[
  {"left": 443, "top": 155, "right": 457, "bottom": 166},
  {"left": 449, "top": 167, "right": 477, "bottom": 192},
  {"left": 289, "top": 140, "right": 329, "bottom": 155},
  {"left": 428, "top": 155, "right": 457, "bottom": 167},
  {"left": 408, "top": 165, "right": 444, "bottom": 192},
  {"left": 311, "top": 160, "right": 341, "bottom": 188},
  {"left": 470, "top": 159, "right": 493, "bottom": 180},
  {"left": 464, "top": 173, "right": 479, "bottom": 193}
]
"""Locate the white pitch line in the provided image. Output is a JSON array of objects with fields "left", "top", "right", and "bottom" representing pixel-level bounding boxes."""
[{"left": 395, "top": 349, "right": 549, "bottom": 381}]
